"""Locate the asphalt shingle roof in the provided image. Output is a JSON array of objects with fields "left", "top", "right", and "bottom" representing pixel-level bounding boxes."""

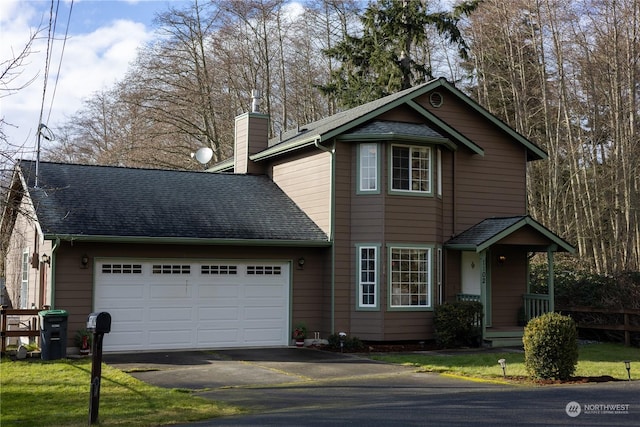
[
  {"left": 346, "top": 120, "right": 445, "bottom": 139},
  {"left": 445, "top": 216, "right": 527, "bottom": 247},
  {"left": 20, "top": 160, "right": 328, "bottom": 243}
]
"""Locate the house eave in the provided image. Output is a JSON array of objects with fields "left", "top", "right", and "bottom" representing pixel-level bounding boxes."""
[
  {"left": 43, "top": 234, "right": 332, "bottom": 247},
  {"left": 336, "top": 133, "right": 456, "bottom": 150}
]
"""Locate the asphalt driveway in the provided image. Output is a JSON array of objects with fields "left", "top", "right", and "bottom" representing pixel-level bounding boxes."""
[{"left": 104, "top": 348, "right": 640, "bottom": 426}]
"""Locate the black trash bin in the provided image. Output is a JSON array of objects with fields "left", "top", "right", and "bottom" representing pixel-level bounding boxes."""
[{"left": 39, "top": 309, "right": 69, "bottom": 360}]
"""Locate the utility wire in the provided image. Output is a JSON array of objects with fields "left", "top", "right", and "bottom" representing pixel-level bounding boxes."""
[
  {"left": 36, "top": 0, "right": 57, "bottom": 131},
  {"left": 46, "top": 0, "right": 74, "bottom": 125}
]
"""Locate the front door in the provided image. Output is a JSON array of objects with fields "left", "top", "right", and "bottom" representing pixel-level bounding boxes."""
[{"left": 461, "top": 251, "right": 481, "bottom": 296}]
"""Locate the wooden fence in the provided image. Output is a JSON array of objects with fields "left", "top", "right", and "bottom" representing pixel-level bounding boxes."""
[
  {"left": 0, "top": 306, "right": 43, "bottom": 353},
  {"left": 560, "top": 306, "right": 640, "bottom": 346}
]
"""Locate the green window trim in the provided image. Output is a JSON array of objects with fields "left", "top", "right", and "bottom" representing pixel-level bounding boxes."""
[
  {"left": 356, "top": 143, "right": 380, "bottom": 194},
  {"left": 387, "top": 244, "right": 434, "bottom": 311},
  {"left": 356, "top": 244, "right": 380, "bottom": 310}
]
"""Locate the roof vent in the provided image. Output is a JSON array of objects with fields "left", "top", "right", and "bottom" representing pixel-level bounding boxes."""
[{"left": 430, "top": 92, "right": 444, "bottom": 108}]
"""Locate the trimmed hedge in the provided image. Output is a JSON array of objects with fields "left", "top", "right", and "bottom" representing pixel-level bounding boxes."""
[
  {"left": 523, "top": 312, "right": 578, "bottom": 380},
  {"left": 434, "top": 301, "right": 483, "bottom": 348}
]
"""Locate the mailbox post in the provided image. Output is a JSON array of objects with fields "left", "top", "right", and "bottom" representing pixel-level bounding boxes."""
[{"left": 87, "top": 312, "right": 111, "bottom": 425}]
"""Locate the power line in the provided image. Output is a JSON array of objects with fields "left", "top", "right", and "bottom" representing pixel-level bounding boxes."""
[{"left": 46, "top": 0, "right": 74, "bottom": 125}]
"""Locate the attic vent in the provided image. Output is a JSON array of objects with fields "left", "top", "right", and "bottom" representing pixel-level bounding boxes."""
[
  {"left": 101, "top": 264, "right": 142, "bottom": 274},
  {"left": 201, "top": 265, "right": 238, "bottom": 275},
  {"left": 247, "top": 265, "right": 282, "bottom": 275},
  {"left": 429, "top": 91, "right": 444, "bottom": 108},
  {"left": 152, "top": 264, "right": 191, "bottom": 274}
]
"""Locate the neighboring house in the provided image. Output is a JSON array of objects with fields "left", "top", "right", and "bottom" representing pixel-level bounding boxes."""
[{"left": 1, "top": 78, "right": 574, "bottom": 352}]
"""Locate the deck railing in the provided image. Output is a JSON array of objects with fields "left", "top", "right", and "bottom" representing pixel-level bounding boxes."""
[
  {"left": 1, "top": 307, "right": 42, "bottom": 353},
  {"left": 523, "top": 293, "right": 551, "bottom": 321}
]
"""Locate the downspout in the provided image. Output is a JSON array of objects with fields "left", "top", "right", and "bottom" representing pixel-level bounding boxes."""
[
  {"left": 314, "top": 138, "right": 336, "bottom": 333},
  {"left": 49, "top": 237, "right": 60, "bottom": 309}
]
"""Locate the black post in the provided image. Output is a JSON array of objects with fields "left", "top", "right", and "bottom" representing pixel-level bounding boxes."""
[{"left": 88, "top": 332, "right": 104, "bottom": 425}]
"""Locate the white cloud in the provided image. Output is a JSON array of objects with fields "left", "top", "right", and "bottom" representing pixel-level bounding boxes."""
[{"left": 1, "top": 1, "right": 153, "bottom": 159}]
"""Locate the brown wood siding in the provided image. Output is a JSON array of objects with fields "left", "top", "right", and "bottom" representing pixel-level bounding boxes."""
[
  {"left": 416, "top": 91, "right": 529, "bottom": 233},
  {"left": 333, "top": 141, "right": 353, "bottom": 335},
  {"left": 271, "top": 149, "right": 332, "bottom": 236},
  {"left": 490, "top": 247, "right": 528, "bottom": 327},
  {"left": 52, "top": 241, "right": 329, "bottom": 348},
  {"left": 498, "top": 226, "right": 554, "bottom": 246}
]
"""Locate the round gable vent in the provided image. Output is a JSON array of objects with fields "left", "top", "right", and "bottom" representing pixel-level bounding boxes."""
[{"left": 429, "top": 91, "right": 444, "bottom": 108}]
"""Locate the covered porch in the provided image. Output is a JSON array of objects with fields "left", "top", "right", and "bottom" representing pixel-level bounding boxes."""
[{"left": 446, "top": 216, "right": 575, "bottom": 347}]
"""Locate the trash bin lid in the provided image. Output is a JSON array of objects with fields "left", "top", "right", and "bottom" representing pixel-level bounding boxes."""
[{"left": 39, "top": 309, "right": 68, "bottom": 317}]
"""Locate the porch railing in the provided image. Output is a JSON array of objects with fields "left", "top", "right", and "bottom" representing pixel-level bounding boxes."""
[{"left": 523, "top": 293, "right": 550, "bottom": 321}]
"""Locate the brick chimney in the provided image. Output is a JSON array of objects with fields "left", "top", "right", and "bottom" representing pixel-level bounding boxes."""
[{"left": 234, "top": 90, "right": 269, "bottom": 174}]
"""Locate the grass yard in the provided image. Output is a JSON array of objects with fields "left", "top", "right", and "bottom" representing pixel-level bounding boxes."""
[
  {"left": 0, "top": 357, "right": 244, "bottom": 427},
  {"left": 370, "top": 343, "right": 640, "bottom": 384}
]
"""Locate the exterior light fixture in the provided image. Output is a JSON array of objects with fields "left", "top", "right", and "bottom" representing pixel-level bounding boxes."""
[
  {"left": 41, "top": 254, "right": 50, "bottom": 265},
  {"left": 297, "top": 257, "right": 305, "bottom": 268},
  {"left": 498, "top": 358, "right": 507, "bottom": 378},
  {"left": 497, "top": 255, "right": 507, "bottom": 264},
  {"left": 81, "top": 255, "right": 89, "bottom": 268},
  {"left": 624, "top": 360, "right": 631, "bottom": 381},
  {"left": 339, "top": 332, "right": 347, "bottom": 352}
]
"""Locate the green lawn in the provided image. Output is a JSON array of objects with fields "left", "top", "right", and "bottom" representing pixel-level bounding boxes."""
[
  {"left": 0, "top": 357, "right": 244, "bottom": 427},
  {"left": 371, "top": 343, "right": 639, "bottom": 383}
]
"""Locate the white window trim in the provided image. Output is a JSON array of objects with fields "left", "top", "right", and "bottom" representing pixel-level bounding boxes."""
[
  {"left": 356, "top": 244, "right": 379, "bottom": 310},
  {"left": 390, "top": 144, "right": 432, "bottom": 195},
  {"left": 388, "top": 245, "right": 432, "bottom": 310},
  {"left": 20, "top": 248, "right": 29, "bottom": 309},
  {"left": 437, "top": 148, "right": 442, "bottom": 197},
  {"left": 357, "top": 143, "right": 379, "bottom": 194}
]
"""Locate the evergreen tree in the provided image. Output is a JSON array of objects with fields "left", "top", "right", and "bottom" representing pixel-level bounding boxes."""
[{"left": 320, "top": 0, "right": 479, "bottom": 108}]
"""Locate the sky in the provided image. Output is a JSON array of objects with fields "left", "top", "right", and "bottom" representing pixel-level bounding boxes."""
[{"left": 1, "top": 0, "right": 189, "bottom": 160}]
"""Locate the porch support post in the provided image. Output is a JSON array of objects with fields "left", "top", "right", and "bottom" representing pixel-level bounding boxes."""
[
  {"left": 547, "top": 245, "right": 557, "bottom": 313},
  {"left": 479, "top": 249, "right": 490, "bottom": 328}
]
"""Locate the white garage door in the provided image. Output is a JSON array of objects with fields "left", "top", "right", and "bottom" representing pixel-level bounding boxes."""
[{"left": 94, "top": 259, "right": 290, "bottom": 352}]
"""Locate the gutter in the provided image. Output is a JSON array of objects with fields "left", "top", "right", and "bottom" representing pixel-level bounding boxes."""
[
  {"left": 313, "top": 137, "right": 336, "bottom": 333},
  {"left": 49, "top": 237, "right": 60, "bottom": 309}
]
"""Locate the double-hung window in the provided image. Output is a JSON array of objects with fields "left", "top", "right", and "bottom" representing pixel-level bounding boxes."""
[
  {"left": 357, "top": 245, "right": 378, "bottom": 309},
  {"left": 20, "top": 249, "right": 29, "bottom": 309},
  {"left": 389, "top": 246, "right": 431, "bottom": 308},
  {"left": 391, "top": 145, "right": 431, "bottom": 193},
  {"left": 358, "top": 143, "right": 378, "bottom": 192}
]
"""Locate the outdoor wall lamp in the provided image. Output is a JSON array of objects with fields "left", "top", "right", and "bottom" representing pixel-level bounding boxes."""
[
  {"left": 81, "top": 254, "right": 89, "bottom": 268},
  {"left": 41, "top": 254, "right": 50, "bottom": 265},
  {"left": 297, "top": 257, "right": 305, "bottom": 268},
  {"left": 498, "top": 358, "right": 507, "bottom": 378},
  {"left": 624, "top": 360, "right": 631, "bottom": 381},
  {"left": 497, "top": 255, "right": 507, "bottom": 264}
]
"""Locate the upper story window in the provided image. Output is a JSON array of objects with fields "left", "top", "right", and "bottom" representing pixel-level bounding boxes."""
[
  {"left": 358, "top": 143, "right": 379, "bottom": 193},
  {"left": 20, "top": 249, "right": 29, "bottom": 309},
  {"left": 391, "top": 145, "right": 431, "bottom": 194}
]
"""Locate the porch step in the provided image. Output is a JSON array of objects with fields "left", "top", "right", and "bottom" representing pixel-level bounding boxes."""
[{"left": 484, "top": 336, "right": 523, "bottom": 348}]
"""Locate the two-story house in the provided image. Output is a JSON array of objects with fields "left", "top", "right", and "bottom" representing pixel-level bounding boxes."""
[{"left": 1, "top": 78, "right": 573, "bottom": 353}]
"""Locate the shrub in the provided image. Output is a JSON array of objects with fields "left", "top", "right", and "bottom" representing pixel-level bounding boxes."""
[
  {"left": 434, "top": 301, "right": 483, "bottom": 348},
  {"left": 523, "top": 312, "right": 578, "bottom": 380},
  {"left": 327, "top": 333, "right": 364, "bottom": 351}
]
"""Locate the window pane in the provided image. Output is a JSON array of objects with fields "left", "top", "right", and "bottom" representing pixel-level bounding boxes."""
[
  {"left": 389, "top": 247, "right": 430, "bottom": 307},
  {"left": 360, "top": 144, "right": 377, "bottom": 191},
  {"left": 392, "top": 146, "right": 409, "bottom": 190},
  {"left": 359, "top": 246, "right": 377, "bottom": 307}
]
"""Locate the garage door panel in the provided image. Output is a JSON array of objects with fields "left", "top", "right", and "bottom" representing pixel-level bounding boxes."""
[
  {"left": 148, "top": 306, "right": 193, "bottom": 322},
  {"left": 108, "top": 308, "right": 144, "bottom": 322},
  {"left": 198, "top": 307, "right": 239, "bottom": 321},
  {"left": 96, "top": 260, "right": 289, "bottom": 351}
]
